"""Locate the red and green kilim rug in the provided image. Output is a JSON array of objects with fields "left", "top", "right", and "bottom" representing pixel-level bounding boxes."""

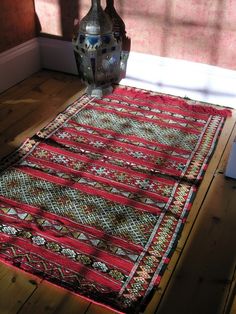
[{"left": 0, "top": 86, "right": 231, "bottom": 313}]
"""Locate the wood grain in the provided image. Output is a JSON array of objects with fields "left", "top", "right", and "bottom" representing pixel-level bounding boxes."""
[
  {"left": 18, "top": 281, "right": 90, "bottom": 314},
  {"left": 0, "top": 264, "right": 40, "bottom": 314},
  {"left": 157, "top": 174, "right": 236, "bottom": 314},
  {"left": 0, "top": 71, "right": 85, "bottom": 159}
]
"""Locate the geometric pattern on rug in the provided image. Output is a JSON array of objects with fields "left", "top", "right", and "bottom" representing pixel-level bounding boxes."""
[{"left": 0, "top": 86, "right": 231, "bottom": 313}]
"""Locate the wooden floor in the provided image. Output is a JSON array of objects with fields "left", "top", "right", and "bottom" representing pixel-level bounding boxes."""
[{"left": 0, "top": 71, "right": 235, "bottom": 314}]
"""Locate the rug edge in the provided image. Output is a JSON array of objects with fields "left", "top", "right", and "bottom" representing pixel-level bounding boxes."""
[{"left": 114, "top": 85, "right": 232, "bottom": 118}]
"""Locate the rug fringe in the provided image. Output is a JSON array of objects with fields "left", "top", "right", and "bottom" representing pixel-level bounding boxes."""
[
  {"left": 114, "top": 87, "right": 232, "bottom": 118},
  {"left": 175, "top": 100, "right": 232, "bottom": 117}
]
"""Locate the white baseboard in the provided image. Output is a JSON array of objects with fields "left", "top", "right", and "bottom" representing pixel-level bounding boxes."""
[
  {"left": 0, "top": 38, "right": 41, "bottom": 93},
  {"left": 38, "top": 37, "right": 78, "bottom": 75}
]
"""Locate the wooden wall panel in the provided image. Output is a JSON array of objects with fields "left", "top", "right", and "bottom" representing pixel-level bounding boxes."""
[{"left": 0, "top": 0, "right": 36, "bottom": 53}]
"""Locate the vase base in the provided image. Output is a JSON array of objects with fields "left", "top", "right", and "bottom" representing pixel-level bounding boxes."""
[{"left": 86, "top": 85, "right": 113, "bottom": 98}]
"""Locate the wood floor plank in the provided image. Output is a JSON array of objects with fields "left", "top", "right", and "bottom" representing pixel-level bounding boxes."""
[
  {"left": 224, "top": 266, "right": 236, "bottom": 314},
  {"left": 0, "top": 74, "right": 79, "bottom": 133},
  {"left": 0, "top": 71, "right": 52, "bottom": 102},
  {"left": 156, "top": 174, "right": 236, "bottom": 314},
  {"left": 0, "top": 264, "right": 40, "bottom": 314},
  {"left": 0, "top": 74, "right": 85, "bottom": 159},
  {"left": 86, "top": 304, "right": 120, "bottom": 314},
  {"left": 229, "top": 295, "right": 236, "bottom": 314},
  {"left": 0, "top": 70, "right": 78, "bottom": 102},
  {"left": 18, "top": 281, "right": 90, "bottom": 314}
]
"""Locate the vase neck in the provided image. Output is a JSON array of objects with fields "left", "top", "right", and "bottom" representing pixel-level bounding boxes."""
[
  {"left": 92, "top": 0, "right": 101, "bottom": 8},
  {"left": 106, "top": 0, "right": 114, "bottom": 8}
]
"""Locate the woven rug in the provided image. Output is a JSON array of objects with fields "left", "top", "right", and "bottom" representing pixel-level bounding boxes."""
[{"left": 0, "top": 86, "right": 231, "bottom": 313}]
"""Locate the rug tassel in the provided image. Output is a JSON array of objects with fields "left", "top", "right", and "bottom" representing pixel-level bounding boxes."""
[{"left": 178, "top": 102, "right": 232, "bottom": 117}]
